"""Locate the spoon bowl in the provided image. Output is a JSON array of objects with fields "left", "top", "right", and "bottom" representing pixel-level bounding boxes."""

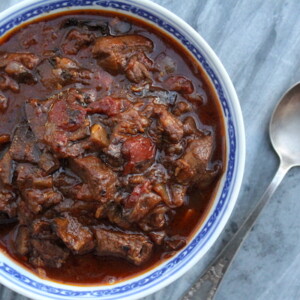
[{"left": 270, "top": 82, "right": 300, "bottom": 166}]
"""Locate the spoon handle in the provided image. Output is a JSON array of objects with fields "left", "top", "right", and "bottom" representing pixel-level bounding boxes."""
[{"left": 181, "top": 160, "right": 290, "bottom": 300}]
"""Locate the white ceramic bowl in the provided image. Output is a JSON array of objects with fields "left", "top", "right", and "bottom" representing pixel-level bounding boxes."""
[{"left": 0, "top": 1, "right": 245, "bottom": 299}]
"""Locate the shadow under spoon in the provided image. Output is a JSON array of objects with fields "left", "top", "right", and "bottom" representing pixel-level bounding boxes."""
[{"left": 181, "top": 82, "right": 300, "bottom": 300}]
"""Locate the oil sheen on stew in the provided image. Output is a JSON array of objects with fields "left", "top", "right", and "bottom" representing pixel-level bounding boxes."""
[{"left": 0, "top": 11, "right": 225, "bottom": 284}]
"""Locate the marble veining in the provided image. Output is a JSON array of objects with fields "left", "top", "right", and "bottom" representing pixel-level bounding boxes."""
[{"left": 1, "top": 0, "right": 300, "bottom": 299}]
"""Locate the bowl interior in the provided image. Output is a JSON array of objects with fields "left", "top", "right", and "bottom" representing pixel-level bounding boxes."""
[{"left": 0, "top": 1, "right": 245, "bottom": 299}]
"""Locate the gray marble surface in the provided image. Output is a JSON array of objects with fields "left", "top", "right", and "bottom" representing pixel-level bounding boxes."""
[{"left": 1, "top": 0, "right": 300, "bottom": 299}]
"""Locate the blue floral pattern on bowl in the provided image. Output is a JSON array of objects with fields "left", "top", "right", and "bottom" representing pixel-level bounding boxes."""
[{"left": 0, "top": 1, "right": 238, "bottom": 299}]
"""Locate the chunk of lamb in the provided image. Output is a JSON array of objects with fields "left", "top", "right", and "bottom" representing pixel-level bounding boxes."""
[
  {"left": 9, "top": 124, "right": 40, "bottom": 163},
  {"left": 53, "top": 172, "right": 94, "bottom": 202},
  {"left": 22, "top": 189, "right": 62, "bottom": 214},
  {"left": 62, "top": 29, "right": 95, "bottom": 55},
  {"left": 16, "top": 164, "right": 62, "bottom": 213},
  {"left": 95, "top": 202, "right": 131, "bottom": 229},
  {"left": 121, "top": 136, "right": 156, "bottom": 174},
  {"left": 0, "top": 188, "right": 17, "bottom": 218},
  {"left": 152, "top": 183, "right": 172, "bottom": 206},
  {"left": 39, "top": 118, "right": 89, "bottom": 160},
  {"left": 165, "top": 235, "right": 187, "bottom": 251},
  {"left": 154, "top": 105, "right": 184, "bottom": 143},
  {"left": 151, "top": 176, "right": 186, "bottom": 208},
  {"left": 139, "top": 204, "right": 169, "bottom": 231},
  {"left": 105, "top": 105, "right": 150, "bottom": 165},
  {"left": 0, "top": 52, "right": 39, "bottom": 69},
  {"left": 54, "top": 214, "right": 94, "bottom": 254},
  {"left": 55, "top": 199, "right": 99, "bottom": 219},
  {"left": 92, "top": 35, "right": 153, "bottom": 74},
  {"left": 123, "top": 181, "right": 161, "bottom": 223},
  {"left": 162, "top": 75, "right": 194, "bottom": 95},
  {"left": 183, "top": 116, "right": 200, "bottom": 136},
  {"left": 16, "top": 164, "right": 53, "bottom": 190},
  {"left": 30, "top": 239, "right": 69, "bottom": 268},
  {"left": 4, "top": 61, "right": 36, "bottom": 84},
  {"left": 25, "top": 97, "right": 54, "bottom": 140},
  {"left": 86, "top": 96, "right": 130, "bottom": 116},
  {"left": 31, "top": 219, "right": 56, "bottom": 240},
  {"left": 148, "top": 231, "right": 166, "bottom": 245},
  {"left": 94, "top": 227, "right": 153, "bottom": 266},
  {"left": 70, "top": 156, "right": 117, "bottom": 203},
  {"left": 113, "top": 104, "right": 150, "bottom": 135},
  {"left": 17, "top": 200, "right": 35, "bottom": 225},
  {"left": 26, "top": 89, "right": 90, "bottom": 150},
  {"left": 172, "top": 101, "right": 191, "bottom": 117},
  {"left": 47, "top": 94, "right": 87, "bottom": 132},
  {"left": 125, "top": 52, "right": 153, "bottom": 83},
  {"left": 52, "top": 56, "right": 92, "bottom": 86},
  {"left": 53, "top": 172, "right": 80, "bottom": 193},
  {"left": 169, "top": 184, "right": 187, "bottom": 207},
  {"left": 38, "top": 151, "right": 60, "bottom": 174},
  {"left": 39, "top": 56, "right": 93, "bottom": 89},
  {"left": 0, "top": 52, "right": 39, "bottom": 84},
  {"left": 15, "top": 226, "right": 30, "bottom": 256},
  {"left": 175, "top": 135, "right": 219, "bottom": 187},
  {"left": 43, "top": 90, "right": 91, "bottom": 158},
  {"left": 0, "top": 72, "right": 19, "bottom": 92}
]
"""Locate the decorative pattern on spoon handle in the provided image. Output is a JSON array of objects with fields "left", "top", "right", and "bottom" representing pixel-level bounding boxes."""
[
  {"left": 181, "top": 257, "right": 227, "bottom": 300},
  {"left": 181, "top": 161, "right": 290, "bottom": 300}
]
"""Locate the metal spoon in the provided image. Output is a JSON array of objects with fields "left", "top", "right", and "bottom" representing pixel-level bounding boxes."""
[{"left": 181, "top": 82, "right": 300, "bottom": 300}]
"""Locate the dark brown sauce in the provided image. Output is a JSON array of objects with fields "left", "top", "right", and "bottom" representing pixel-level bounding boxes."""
[{"left": 0, "top": 10, "right": 225, "bottom": 285}]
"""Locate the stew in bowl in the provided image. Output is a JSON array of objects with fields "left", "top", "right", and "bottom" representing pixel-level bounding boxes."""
[{"left": 0, "top": 1, "right": 244, "bottom": 299}]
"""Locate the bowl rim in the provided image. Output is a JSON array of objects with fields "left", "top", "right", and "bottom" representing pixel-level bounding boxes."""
[{"left": 0, "top": 0, "right": 246, "bottom": 299}]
